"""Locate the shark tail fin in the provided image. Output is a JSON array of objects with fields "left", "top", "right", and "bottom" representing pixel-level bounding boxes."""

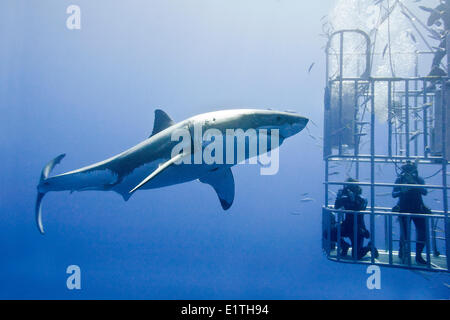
[{"left": 35, "top": 154, "right": 66, "bottom": 235}]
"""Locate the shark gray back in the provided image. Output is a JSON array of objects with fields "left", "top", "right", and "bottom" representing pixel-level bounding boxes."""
[{"left": 35, "top": 108, "right": 308, "bottom": 234}]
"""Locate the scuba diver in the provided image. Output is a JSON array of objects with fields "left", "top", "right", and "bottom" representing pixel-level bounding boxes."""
[
  {"left": 427, "top": 0, "right": 450, "bottom": 76},
  {"left": 392, "top": 161, "right": 430, "bottom": 265},
  {"left": 333, "top": 178, "right": 378, "bottom": 260},
  {"left": 323, "top": 212, "right": 351, "bottom": 257}
]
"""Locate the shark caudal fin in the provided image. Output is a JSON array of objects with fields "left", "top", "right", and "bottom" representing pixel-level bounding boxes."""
[{"left": 35, "top": 154, "right": 66, "bottom": 234}]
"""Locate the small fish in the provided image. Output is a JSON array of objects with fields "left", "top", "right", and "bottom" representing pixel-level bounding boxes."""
[
  {"left": 290, "top": 212, "right": 302, "bottom": 216},
  {"left": 429, "top": 29, "right": 443, "bottom": 41},
  {"left": 428, "top": 32, "right": 441, "bottom": 41},
  {"left": 308, "top": 119, "right": 318, "bottom": 128},
  {"left": 300, "top": 197, "right": 315, "bottom": 203},
  {"left": 401, "top": 10, "right": 411, "bottom": 20},
  {"left": 413, "top": 113, "right": 423, "bottom": 121},
  {"left": 328, "top": 171, "right": 339, "bottom": 176},
  {"left": 410, "top": 131, "right": 421, "bottom": 141},
  {"left": 382, "top": 44, "right": 388, "bottom": 58},
  {"left": 406, "top": 31, "right": 416, "bottom": 43},
  {"left": 376, "top": 192, "right": 391, "bottom": 197},
  {"left": 308, "top": 62, "right": 315, "bottom": 74},
  {"left": 434, "top": 198, "right": 441, "bottom": 203},
  {"left": 418, "top": 6, "right": 433, "bottom": 13},
  {"left": 300, "top": 192, "right": 309, "bottom": 196},
  {"left": 328, "top": 190, "right": 337, "bottom": 196}
]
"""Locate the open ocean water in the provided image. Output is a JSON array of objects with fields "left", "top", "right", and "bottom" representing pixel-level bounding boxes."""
[{"left": 0, "top": 0, "right": 449, "bottom": 299}]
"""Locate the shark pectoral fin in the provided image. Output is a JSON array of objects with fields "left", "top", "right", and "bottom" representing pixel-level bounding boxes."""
[
  {"left": 35, "top": 192, "right": 46, "bottom": 235},
  {"left": 129, "top": 153, "right": 185, "bottom": 194},
  {"left": 149, "top": 109, "right": 175, "bottom": 138},
  {"left": 199, "top": 167, "right": 235, "bottom": 210}
]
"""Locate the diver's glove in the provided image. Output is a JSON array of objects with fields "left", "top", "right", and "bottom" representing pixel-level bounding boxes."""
[{"left": 362, "top": 229, "right": 370, "bottom": 239}]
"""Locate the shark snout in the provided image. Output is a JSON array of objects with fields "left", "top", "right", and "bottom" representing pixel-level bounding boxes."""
[{"left": 279, "top": 113, "right": 309, "bottom": 138}]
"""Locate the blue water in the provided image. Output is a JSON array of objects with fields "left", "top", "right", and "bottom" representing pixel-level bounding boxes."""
[{"left": 1, "top": 0, "right": 449, "bottom": 299}]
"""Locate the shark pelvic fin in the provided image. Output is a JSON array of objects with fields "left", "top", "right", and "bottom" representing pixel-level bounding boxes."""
[
  {"left": 129, "top": 153, "right": 185, "bottom": 194},
  {"left": 199, "top": 167, "right": 235, "bottom": 210},
  {"left": 149, "top": 109, "right": 175, "bottom": 138}
]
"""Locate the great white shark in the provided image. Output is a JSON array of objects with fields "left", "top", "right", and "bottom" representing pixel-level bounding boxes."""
[{"left": 36, "top": 109, "right": 308, "bottom": 234}]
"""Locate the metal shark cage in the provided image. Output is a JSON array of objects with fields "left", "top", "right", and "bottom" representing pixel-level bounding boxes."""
[{"left": 322, "top": 29, "right": 450, "bottom": 272}]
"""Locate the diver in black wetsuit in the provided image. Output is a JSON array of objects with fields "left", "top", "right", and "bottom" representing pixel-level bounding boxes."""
[
  {"left": 323, "top": 212, "right": 350, "bottom": 256},
  {"left": 392, "top": 161, "right": 430, "bottom": 265},
  {"left": 427, "top": 1, "right": 450, "bottom": 76},
  {"left": 334, "top": 178, "right": 378, "bottom": 260}
]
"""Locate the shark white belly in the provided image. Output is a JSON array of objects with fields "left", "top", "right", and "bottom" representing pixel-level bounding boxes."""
[{"left": 35, "top": 108, "right": 308, "bottom": 234}]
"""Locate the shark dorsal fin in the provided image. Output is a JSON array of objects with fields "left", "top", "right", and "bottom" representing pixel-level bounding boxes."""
[{"left": 150, "top": 109, "right": 175, "bottom": 138}]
